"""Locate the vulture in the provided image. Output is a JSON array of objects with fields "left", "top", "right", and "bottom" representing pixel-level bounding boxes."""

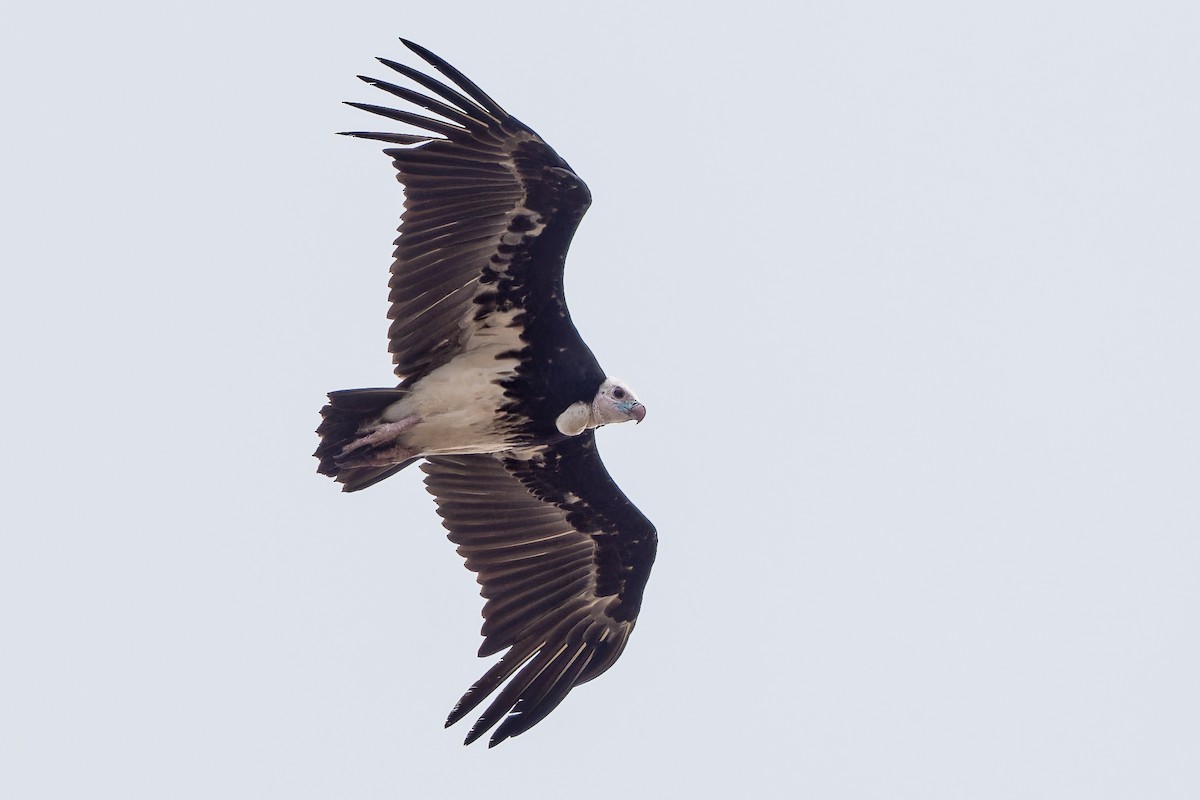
[{"left": 314, "top": 39, "right": 657, "bottom": 747}]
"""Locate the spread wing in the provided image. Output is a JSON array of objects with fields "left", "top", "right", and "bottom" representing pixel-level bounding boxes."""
[
  {"left": 421, "top": 433, "right": 657, "bottom": 746},
  {"left": 343, "top": 39, "right": 595, "bottom": 381}
]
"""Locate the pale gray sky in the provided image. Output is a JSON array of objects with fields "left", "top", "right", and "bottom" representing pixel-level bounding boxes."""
[{"left": 3, "top": 1, "right": 1198, "bottom": 797}]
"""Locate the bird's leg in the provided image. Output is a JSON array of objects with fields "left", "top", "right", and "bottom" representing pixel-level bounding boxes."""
[{"left": 334, "top": 415, "right": 422, "bottom": 467}]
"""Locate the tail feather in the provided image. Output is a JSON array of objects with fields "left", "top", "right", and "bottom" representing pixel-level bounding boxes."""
[{"left": 314, "top": 388, "right": 418, "bottom": 492}]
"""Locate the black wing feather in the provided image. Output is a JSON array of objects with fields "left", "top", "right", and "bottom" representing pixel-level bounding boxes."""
[
  {"left": 399, "top": 38, "right": 510, "bottom": 119},
  {"left": 356, "top": 76, "right": 479, "bottom": 128},
  {"left": 422, "top": 433, "right": 657, "bottom": 746},
  {"left": 344, "top": 40, "right": 595, "bottom": 384}
]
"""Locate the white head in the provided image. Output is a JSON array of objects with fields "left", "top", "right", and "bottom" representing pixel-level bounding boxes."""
[
  {"left": 591, "top": 377, "right": 646, "bottom": 426},
  {"left": 555, "top": 377, "right": 646, "bottom": 436}
]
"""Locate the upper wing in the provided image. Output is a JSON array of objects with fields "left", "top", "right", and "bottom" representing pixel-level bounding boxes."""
[
  {"left": 343, "top": 39, "right": 594, "bottom": 380},
  {"left": 421, "top": 433, "right": 657, "bottom": 746}
]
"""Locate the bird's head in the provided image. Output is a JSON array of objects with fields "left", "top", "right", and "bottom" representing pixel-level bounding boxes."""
[{"left": 591, "top": 377, "right": 646, "bottom": 426}]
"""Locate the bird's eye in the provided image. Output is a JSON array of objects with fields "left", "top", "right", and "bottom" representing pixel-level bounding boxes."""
[{"left": 612, "top": 387, "right": 626, "bottom": 399}]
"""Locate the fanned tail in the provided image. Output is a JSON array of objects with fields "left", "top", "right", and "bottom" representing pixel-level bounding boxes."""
[{"left": 314, "top": 388, "right": 418, "bottom": 491}]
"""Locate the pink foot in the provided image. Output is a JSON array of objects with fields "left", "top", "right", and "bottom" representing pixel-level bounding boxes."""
[{"left": 335, "top": 414, "right": 422, "bottom": 466}]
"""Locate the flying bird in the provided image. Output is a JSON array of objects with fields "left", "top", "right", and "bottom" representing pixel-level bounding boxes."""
[{"left": 314, "top": 39, "right": 657, "bottom": 747}]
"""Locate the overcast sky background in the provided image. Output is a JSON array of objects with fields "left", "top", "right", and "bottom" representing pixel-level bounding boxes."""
[{"left": 3, "top": 1, "right": 1198, "bottom": 797}]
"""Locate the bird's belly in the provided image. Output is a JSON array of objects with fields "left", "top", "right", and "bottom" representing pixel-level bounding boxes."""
[{"left": 381, "top": 345, "right": 523, "bottom": 455}]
